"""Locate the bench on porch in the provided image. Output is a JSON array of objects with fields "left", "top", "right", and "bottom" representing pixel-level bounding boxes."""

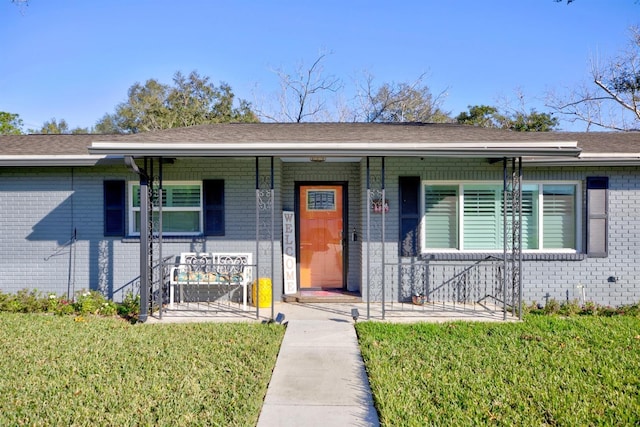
[{"left": 169, "top": 252, "right": 253, "bottom": 310}]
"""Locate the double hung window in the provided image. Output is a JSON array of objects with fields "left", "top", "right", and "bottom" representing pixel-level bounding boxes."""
[
  {"left": 129, "top": 181, "right": 203, "bottom": 236},
  {"left": 422, "top": 181, "right": 580, "bottom": 253}
]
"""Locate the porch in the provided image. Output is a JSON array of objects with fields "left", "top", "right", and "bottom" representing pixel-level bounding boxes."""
[
  {"left": 87, "top": 123, "right": 581, "bottom": 322},
  {"left": 146, "top": 300, "right": 518, "bottom": 324}
]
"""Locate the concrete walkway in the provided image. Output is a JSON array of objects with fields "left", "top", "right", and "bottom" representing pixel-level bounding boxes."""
[
  {"left": 256, "top": 319, "right": 380, "bottom": 427},
  {"left": 150, "top": 302, "right": 514, "bottom": 426}
]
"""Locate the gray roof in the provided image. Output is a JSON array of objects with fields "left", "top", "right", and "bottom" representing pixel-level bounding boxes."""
[{"left": 1, "top": 123, "right": 639, "bottom": 166}]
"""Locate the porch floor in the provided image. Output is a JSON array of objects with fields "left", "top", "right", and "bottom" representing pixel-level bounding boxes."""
[
  {"left": 282, "top": 289, "right": 362, "bottom": 304},
  {"left": 148, "top": 300, "right": 518, "bottom": 323}
]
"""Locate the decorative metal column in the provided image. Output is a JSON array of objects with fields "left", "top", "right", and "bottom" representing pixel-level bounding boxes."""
[
  {"left": 255, "top": 157, "right": 275, "bottom": 320},
  {"left": 366, "top": 157, "right": 386, "bottom": 319},
  {"left": 144, "top": 158, "right": 165, "bottom": 319},
  {"left": 126, "top": 156, "right": 164, "bottom": 322},
  {"left": 511, "top": 157, "right": 523, "bottom": 319},
  {"left": 502, "top": 157, "right": 523, "bottom": 320}
]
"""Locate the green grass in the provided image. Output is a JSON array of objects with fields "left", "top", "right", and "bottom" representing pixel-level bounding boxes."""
[
  {"left": 356, "top": 316, "right": 640, "bottom": 426},
  {"left": 0, "top": 313, "right": 285, "bottom": 426}
]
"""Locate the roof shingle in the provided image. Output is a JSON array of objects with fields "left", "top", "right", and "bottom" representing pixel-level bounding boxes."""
[{"left": 1, "top": 123, "right": 639, "bottom": 157}]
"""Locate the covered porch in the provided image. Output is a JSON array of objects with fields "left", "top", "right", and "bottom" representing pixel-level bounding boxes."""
[{"left": 88, "top": 123, "right": 581, "bottom": 322}]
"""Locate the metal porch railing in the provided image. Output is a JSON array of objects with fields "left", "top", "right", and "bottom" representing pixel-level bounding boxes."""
[
  {"left": 382, "top": 256, "right": 519, "bottom": 317},
  {"left": 160, "top": 256, "right": 258, "bottom": 316}
]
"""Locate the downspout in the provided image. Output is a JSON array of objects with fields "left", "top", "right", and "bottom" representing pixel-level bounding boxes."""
[{"left": 125, "top": 156, "right": 150, "bottom": 322}]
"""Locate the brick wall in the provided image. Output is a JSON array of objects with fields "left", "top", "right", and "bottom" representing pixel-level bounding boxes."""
[
  {"left": 358, "top": 158, "right": 640, "bottom": 306},
  {"left": 1, "top": 157, "right": 638, "bottom": 307}
]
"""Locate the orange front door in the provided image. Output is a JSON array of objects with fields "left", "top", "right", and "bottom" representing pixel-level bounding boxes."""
[{"left": 299, "top": 185, "right": 344, "bottom": 289}]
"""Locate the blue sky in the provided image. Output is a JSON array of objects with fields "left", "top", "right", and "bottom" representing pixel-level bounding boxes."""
[{"left": 1, "top": 0, "right": 638, "bottom": 131}]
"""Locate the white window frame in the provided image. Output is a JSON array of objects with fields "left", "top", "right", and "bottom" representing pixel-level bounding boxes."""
[
  {"left": 128, "top": 181, "right": 203, "bottom": 236},
  {"left": 420, "top": 180, "right": 582, "bottom": 254}
]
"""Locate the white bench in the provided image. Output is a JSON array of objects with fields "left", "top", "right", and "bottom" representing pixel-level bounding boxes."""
[{"left": 169, "top": 252, "right": 253, "bottom": 310}]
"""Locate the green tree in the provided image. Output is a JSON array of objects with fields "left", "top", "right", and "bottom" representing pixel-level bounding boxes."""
[
  {"left": 0, "top": 111, "right": 24, "bottom": 135},
  {"left": 456, "top": 105, "right": 504, "bottom": 128},
  {"left": 28, "top": 118, "right": 90, "bottom": 134},
  {"left": 457, "top": 105, "right": 558, "bottom": 131},
  {"left": 96, "top": 70, "right": 258, "bottom": 134},
  {"left": 508, "top": 110, "right": 559, "bottom": 132}
]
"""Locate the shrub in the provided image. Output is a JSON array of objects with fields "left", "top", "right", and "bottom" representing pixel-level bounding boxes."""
[
  {"left": 543, "top": 298, "right": 561, "bottom": 315},
  {"left": 73, "top": 290, "right": 117, "bottom": 316},
  {"left": 581, "top": 301, "right": 599, "bottom": 316},
  {"left": 559, "top": 299, "right": 582, "bottom": 316},
  {"left": 46, "top": 294, "right": 75, "bottom": 316},
  {"left": 117, "top": 291, "right": 140, "bottom": 322},
  {"left": 0, "top": 289, "right": 131, "bottom": 320},
  {"left": 1, "top": 289, "right": 46, "bottom": 313}
]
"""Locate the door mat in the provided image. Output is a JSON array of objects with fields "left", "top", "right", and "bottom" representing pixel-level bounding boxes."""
[{"left": 299, "top": 290, "right": 346, "bottom": 297}]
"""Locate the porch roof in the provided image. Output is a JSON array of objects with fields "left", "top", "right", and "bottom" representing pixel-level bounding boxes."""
[
  {"left": 5, "top": 123, "right": 640, "bottom": 166},
  {"left": 89, "top": 123, "right": 581, "bottom": 158}
]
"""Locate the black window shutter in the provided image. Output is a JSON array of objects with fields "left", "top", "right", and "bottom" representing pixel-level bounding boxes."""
[
  {"left": 203, "top": 180, "right": 225, "bottom": 236},
  {"left": 399, "top": 176, "right": 421, "bottom": 257},
  {"left": 104, "top": 180, "right": 125, "bottom": 236},
  {"left": 586, "top": 177, "right": 608, "bottom": 257}
]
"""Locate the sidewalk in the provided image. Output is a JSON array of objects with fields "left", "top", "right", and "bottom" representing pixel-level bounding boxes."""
[{"left": 256, "top": 319, "right": 380, "bottom": 427}]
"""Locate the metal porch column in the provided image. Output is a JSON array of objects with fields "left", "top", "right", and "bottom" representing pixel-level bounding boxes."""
[
  {"left": 139, "top": 170, "right": 150, "bottom": 322},
  {"left": 502, "top": 157, "right": 523, "bottom": 320},
  {"left": 381, "top": 157, "right": 386, "bottom": 320},
  {"left": 255, "top": 157, "right": 275, "bottom": 321},
  {"left": 125, "top": 156, "right": 150, "bottom": 322},
  {"left": 365, "top": 157, "right": 386, "bottom": 319},
  {"left": 366, "top": 158, "right": 371, "bottom": 319}
]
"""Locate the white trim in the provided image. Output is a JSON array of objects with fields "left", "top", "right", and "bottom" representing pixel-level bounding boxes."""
[
  {"left": 0, "top": 155, "right": 108, "bottom": 166},
  {"left": 421, "top": 180, "right": 582, "bottom": 254},
  {"left": 128, "top": 181, "right": 203, "bottom": 236},
  {"left": 280, "top": 157, "right": 362, "bottom": 163},
  {"left": 90, "top": 140, "right": 581, "bottom": 158},
  {"left": 524, "top": 153, "right": 640, "bottom": 166}
]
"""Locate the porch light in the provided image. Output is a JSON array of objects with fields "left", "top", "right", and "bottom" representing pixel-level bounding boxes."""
[{"left": 310, "top": 156, "right": 326, "bottom": 162}]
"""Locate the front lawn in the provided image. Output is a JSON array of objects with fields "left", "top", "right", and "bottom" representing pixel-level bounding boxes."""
[
  {"left": 0, "top": 313, "right": 284, "bottom": 426},
  {"left": 356, "top": 316, "right": 640, "bottom": 426}
]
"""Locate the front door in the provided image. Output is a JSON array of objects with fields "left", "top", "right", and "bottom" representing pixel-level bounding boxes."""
[{"left": 299, "top": 184, "right": 345, "bottom": 289}]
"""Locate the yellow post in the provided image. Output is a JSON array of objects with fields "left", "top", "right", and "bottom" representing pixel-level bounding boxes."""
[{"left": 252, "top": 278, "right": 272, "bottom": 308}]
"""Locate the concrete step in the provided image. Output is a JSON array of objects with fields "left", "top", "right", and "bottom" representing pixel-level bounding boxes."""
[{"left": 283, "top": 290, "right": 362, "bottom": 304}]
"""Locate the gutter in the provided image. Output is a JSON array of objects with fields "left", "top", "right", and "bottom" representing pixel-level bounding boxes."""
[
  {"left": 0, "top": 155, "right": 111, "bottom": 167},
  {"left": 524, "top": 153, "right": 640, "bottom": 166},
  {"left": 89, "top": 140, "right": 582, "bottom": 158}
]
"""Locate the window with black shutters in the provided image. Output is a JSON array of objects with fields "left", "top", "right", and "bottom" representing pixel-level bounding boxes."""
[
  {"left": 586, "top": 176, "right": 608, "bottom": 257},
  {"left": 203, "top": 179, "right": 225, "bottom": 236},
  {"left": 399, "top": 176, "right": 420, "bottom": 256},
  {"left": 104, "top": 180, "right": 125, "bottom": 236}
]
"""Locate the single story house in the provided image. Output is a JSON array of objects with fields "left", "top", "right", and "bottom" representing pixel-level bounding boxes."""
[{"left": 0, "top": 123, "right": 638, "bottom": 320}]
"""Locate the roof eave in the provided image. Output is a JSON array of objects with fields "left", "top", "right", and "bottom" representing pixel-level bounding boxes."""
[
  {"left": 89, "top": 141, "right": 581, "bottom": 158},
  {"left": 0, "top": 155, "right": 114, "bottom": 167},
  {"left": 524, "top": 153, "right": 640, "bottom": 166}
]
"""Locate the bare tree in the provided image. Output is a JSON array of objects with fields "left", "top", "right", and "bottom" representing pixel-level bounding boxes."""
[
  {"left": 258, "top": 52, "right": 342, "bottom": 122},
  {"left": 547, "top": 26, "right": 640, "bottom": 131},
  {"left": 353, "top": 71, "right": 450, "bottom": 123}
]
